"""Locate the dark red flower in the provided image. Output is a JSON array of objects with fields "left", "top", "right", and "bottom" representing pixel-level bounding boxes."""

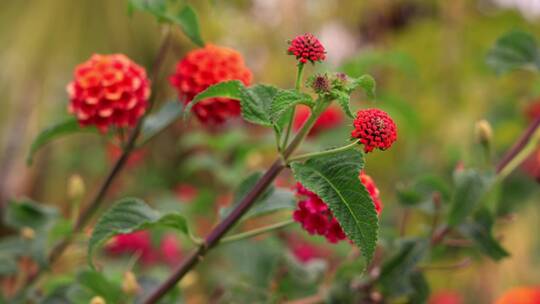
[
  {"left": 67, "top": 54, "right": 150, "bottom": 132},
  {"left": 169, "top": 44, "right": 252, "bottom": 124},
  {"left": 287, "top": 235, "right": 333, "bottom": 263},
  {"left": 351, "top": 109, "right": 397, "bottom": 153},
  {"left": 523, "top": 101, "right": 540, "bottom": 182},
  {"left": 106, "top": 231, "right": 158, "bottom": 265},
  {"left": 107, "top": 144, "right": 146, "bottom": 168},
  {"left": 360, "top": 171, "right": 383, "bottom": 214},
  {"left": 174, "top": 184, "right": 199, "bottom": 203},
  {"left": 287, "top": 33, "right": 326, "bottom": 64},
  {"left": 293, "top": 172, "right": 383, "bottom": 243},
  {"left": 294, "top": 105, "right": 344, "bottom": 137}
]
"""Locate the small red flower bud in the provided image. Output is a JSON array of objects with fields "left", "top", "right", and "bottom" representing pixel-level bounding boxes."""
[
  {"left": 294, "top": 105, "right": 344, "bottom": 137},
  {"left": 287, "top": 33, "right": 326, "bottom": 64},
  {"left": 170, "top": 44, "right": 253, "bottom": 125},
  {"left": 67, "top": 54, "right": 150, "bottom": 132},
  {"left": 311, "top": 74, "right": 331, "bottom": 94},
  {"left": 351, "top": 109, "right": 397, "bottom": 153}
]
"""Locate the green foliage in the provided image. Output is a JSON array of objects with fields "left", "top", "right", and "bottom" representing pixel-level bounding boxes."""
[
  {"left": 238, "top": 84, "right": 279, "bottom": 127},
  {"left": 486, "top": 30, "right": 540, "bottom": 74},
  {"left": 128, "top": 1, "right": 204, "bottom": 46},
  {"left": 379, "top": 239, "right": 429, "bottom": 299},
  {"left": 26, "top": 117, "right": 95, "bottom": 165},
  {"left": 4, "top": 199, "right": 58, "bottom": 230},
  {"left": 141, "top": 100, "right": 183, "bottom": 143},
  {"left": 184, "top": 80, "right": 243, "bottom": 116},
  {"left": 270, "top": 89, "right": 314, "bottom": 123},
  {"left": 396, "top": 175, "right": 451, "bottom": 208},
  {"left": 347, "top": 74, "right": 376, "bottom": 100},
  {"left": 408, "top": 271, "right": 430, "bottom": 304},
  {"left": 447, "top": 170, "right": 491, "bottom": 227},
  {"left": 290, "top": 149, "right": 378, "bottom": 264},
  {"left": 459, "top": 208, "right": 509, "bottom": 261},
  {"left": 220, "top": 172, "right": 296, "bottom": 220},
  {"left": 77, "top": 270, "right": 123, "bottom": 303},
  {"left": 88, "top": 198, "right": 189, "bottom": 268}
]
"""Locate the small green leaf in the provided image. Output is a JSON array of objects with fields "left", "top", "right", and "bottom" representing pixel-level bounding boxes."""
[
  {"left": 239, "top": 84, "right": 279, "bottom": 126},
  {"left": 77, "top": 270, "right": 122, "bottom": 303},
  {"left": 172, "top": 5, "right": 204, "bottom": 47},
  {"left": 27, "top": 118, "right": 95, "bottom": 165},
  {"left": 270, "top": 89, "right": 313, "bottom": 123},
  {"left": 486, "top": 30, "right": 540, "bottom": 74},
  {"left": 459, "top": 208, "right": 509, "bottom": 261},
  {"left": 88, "top": 198, "right": 189, "bottom": 268},
  {"left": 141, "top": 100, "right": 183, "bottom": 143},
  {"left": 408, "top": 271, "right": 430, "bottom": 304},
  {"left": 220, "top": 173, "right": 295, "bottom": 220},
  {"left": 0, "top": 255, "right": 18, "bottom": 275},
  {"left": 447, "top": 170, "right": 491, "bottom": 227},
  {"left": 349, "top": 74, "right": 376, "bottom": 99},
  {"left": 334, "top": 90, "right": 354, "bottom": 118},
  {"left": 379, "top": 239, "right": 429, "bottom": 298},
  {"left": 290, "top": 149, "right": 378, "bottom": 264},
  {"left": 5, "top": 199, "right": 58, "bottom": 230},
  {"left": 184, "top": 80, "right": 244, "bottom": 118}
]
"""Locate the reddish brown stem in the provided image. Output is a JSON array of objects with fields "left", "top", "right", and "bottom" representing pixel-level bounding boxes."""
[{"left": 496, "top": 116, "right": 540, "bottom": 173}]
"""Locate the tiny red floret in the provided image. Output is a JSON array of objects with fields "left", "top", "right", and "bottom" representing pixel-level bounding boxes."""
[
  {"left": 170, "top": 44, "right": 252, "bottom": 125},
  {"left": 67, "top": 54, "right": 150, "bottom": 132},
  {"left": 287, "top": 33, "right": 326, "bottom": 64},
  {"left": 360, "top": 171, "right": 383, "bottom": 214},
  {"left": 351, "top": 109, "right": 397, "bottom": 153}
]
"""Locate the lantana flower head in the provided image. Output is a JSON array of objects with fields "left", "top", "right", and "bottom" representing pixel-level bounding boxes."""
[
  {"left": 287, "top": 33, "right": 326, "bottom": 64},
  {"left": 351, "top": 109, "right": 397, "bottom": 153},
  {"left": 67, "top": 54, "right": 150, "bottom": 132},
  {"left": 170, "top": 44, "right": 252, "bottom": 124}
]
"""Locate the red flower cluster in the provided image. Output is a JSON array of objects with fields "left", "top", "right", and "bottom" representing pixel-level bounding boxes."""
[
  {"left": 495, "top": 286, "right": 540, "bottom": 304},
  {"left": 106, "top": 231, "right": 181, "bottom": 266},
  {"left": 360, "top": 171, "right": 383, "bottom": 214},
  {"left": 293, "top": 172, "right": 382, "bottom": 243},
  {"left": 67, "top": 54, "right": 150, "bottom": 132},
  {"left": 293, "top": 105, "right": 344, "bottom": 137},
  {"left": 170, "top": 44, "right": 253, "bottom": 124},
  {"left": 107, "top": 144, "right": 146, "bottom": 169},
  {"left": 287, "top": 33, "right": 326, "bottom": 64},
  {"left": 351, "top": 109, "right": 397, "bottom": 153}
]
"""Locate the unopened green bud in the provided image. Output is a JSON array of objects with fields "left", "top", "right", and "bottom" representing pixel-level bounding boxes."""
[{"left": 67, "top": 174, "right": 85, "bottom": 201}]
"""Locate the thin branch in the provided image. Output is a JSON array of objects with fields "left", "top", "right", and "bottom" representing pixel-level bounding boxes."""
[
  {"left": 220, "top": 219, "right": 294, "bottom": 244},
  {"left": 143, "top": 101, "right": 330, "bottom": 304},
  {"left": 496, "top": 116, "right": 540, "bottom": 173}
]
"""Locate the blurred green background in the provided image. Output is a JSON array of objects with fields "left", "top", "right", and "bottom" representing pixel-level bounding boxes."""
[{"left": 1, "top": 0, "right": 539, "bottom": 303}]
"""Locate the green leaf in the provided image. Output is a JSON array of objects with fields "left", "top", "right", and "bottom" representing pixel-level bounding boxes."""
[
  {"left": 486, "top": 30, "right": 540, "bottom": 74},
  {"left": 220, "top": 172, "right": 296, "bottom": 220},
  {"left": 141, "top": 100, "right": 183, "bottom": 143},
  {"left": 88, "top": 198, "right": 189, "bottom": 268},
  {"left": 4, "top": 199, "right": 58, "bottom": 230},
  {"left": 270, "top": 89, "right": 313, "bottom": 123},
  {"left": 334, "top": 90, "right": 354, "bottom": 118},
  {"left": 184, "top": 80, "right": 244, "bottom": 118},
  {"left": 239, "top": 84, "right": 279, "bottom": 126},
  {"left": 459, "top": 208, "right": 509, "bottom": 261},
  {"left": 290, "top": 149, "right": 378, "bottom": 263},
  {"left": 408, "top": 271, "right": 430, "bottom": 304},
  {"left": 447, "top": 169, "right": 490, "bottom": 227},
  {"left": 349, "top": 74, "right": 376, "bottom": 99},
  {"left": 27, "top": 117, "right": 95, "bottom": 165},
  {"left": 171, "top": 5, "right": 204, "bottom": 47},
  {"left": 0, "top": 255, "right": 18, "bottom": 275},
  {"left": 77, "top": 270, "right": 122, "bottom": 303},
  {"left": 379, "top": 239, "right": 429, "bottom": 298}
]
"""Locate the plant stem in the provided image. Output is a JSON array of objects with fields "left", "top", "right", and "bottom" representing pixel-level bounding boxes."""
[
  {"left": 496, "top": 126, "right": 540, "bottom": 180},
  {"left": 287, "top": 140, "right": 359, "bottom": 163},
  {"left": 143, "top": 100, "right": 329, "bottom": 304},
  {"left": 281, "top": 63, "right": 305, "bottom": 150},
  {"left": 496, "top": 116, "right": 540, "bottom": 173},
  {"left": 16, "top": 28, "right": 173, "bottom": 295},
  {"left": 220, "top": 219, "right": 294, "bottom": 244}
]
